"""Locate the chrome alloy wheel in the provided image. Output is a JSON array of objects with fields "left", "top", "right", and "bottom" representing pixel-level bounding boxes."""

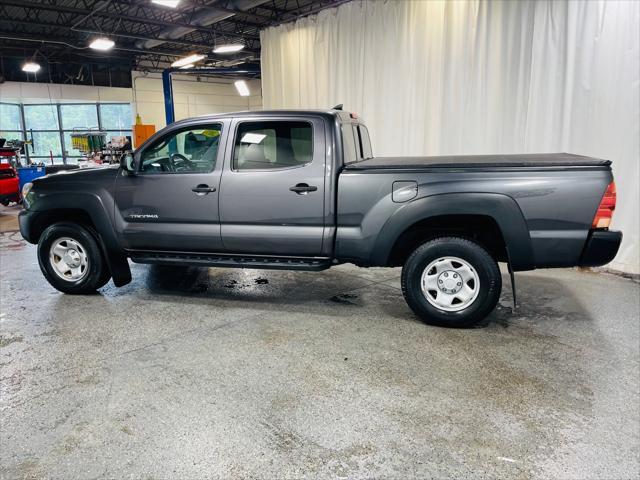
[
  {"left": 49, "top": 237, "right": 89, "bottom": 282},
  {"left": 421, "top": 256, "right": 480, "bottom": 312}
]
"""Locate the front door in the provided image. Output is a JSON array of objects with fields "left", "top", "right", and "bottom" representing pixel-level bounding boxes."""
[
  {"left": 219, "top": 117, "right": 326, "bottom": 256},
  {"left": 114, "top": 121, "right": 227, "bottom": 252}
]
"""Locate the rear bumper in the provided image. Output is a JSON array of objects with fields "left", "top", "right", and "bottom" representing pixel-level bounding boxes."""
[
  {"left": 0, "top": 178, "right": 19, "bottom": 204},
  {"left": 578, "top": 230, "right": 622, "bottom": 267},
  {"left": 0, "top": 192, "right": 19, "bottom": 204}
]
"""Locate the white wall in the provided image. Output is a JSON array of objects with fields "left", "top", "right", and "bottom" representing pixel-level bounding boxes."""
[
  {"left": 0, "top": 73, "right": 263, "bottom": 130},
  {"left": 131, "top": 72, "right": 262, "bottom": 129},
  {"left": 261, "top": 0, "right": 640, "bottom": 274},
  {"left": 0, "top": 81, "right": 133, "bottom": 104}
]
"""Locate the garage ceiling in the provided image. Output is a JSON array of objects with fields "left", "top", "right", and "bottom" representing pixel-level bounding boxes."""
[{"left": 0, "top": 0, "right": 348, "bottom": 87}]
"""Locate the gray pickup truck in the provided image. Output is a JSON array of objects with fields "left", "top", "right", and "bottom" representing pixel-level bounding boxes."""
[{"left": 19, "top": 108, "right": 621, "bottom": 327}]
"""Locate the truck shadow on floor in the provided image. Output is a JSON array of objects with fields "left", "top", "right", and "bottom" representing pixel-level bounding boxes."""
[{"left": 137, "top": 265, "right": 593, "bottom": 329}]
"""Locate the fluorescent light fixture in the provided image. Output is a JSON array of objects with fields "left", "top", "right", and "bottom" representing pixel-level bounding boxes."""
[
  {"left": 22, "top": 62, "right": 41, "bottom": 73},
  {"left": 152, "top": 0, "right": 180, "bottom": 7},
  {"left": 241, "top": 133, "right": 266, "bottom": 144},
  {"left": 89, "top": 37, "right": 115, "bottom": 51},
  {"left": 234, "top": 80, "right": 250, "bottom": 97},
  {"left": 214, "top": 44, "right": 244, "bottom": 54},
  {"left": 179, "top": 64, "right": 194, "bottom": 69},
  {"left": 171, "top": 54, "right": 205, "bottom": 68}
]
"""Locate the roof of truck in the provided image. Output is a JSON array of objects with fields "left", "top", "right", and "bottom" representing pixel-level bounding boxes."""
[{"left": 185, "top": 109, "right": 353, "bottom": 122}]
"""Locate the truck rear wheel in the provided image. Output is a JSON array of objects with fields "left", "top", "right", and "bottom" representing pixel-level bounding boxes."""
[
  {"left": 37, "top": 222, "right": 111, "bottom": 294},
  {"left": 401, "top": 237, "right": 501, "bottom": 328}
]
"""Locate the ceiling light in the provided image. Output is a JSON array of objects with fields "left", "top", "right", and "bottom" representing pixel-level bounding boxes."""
[
  {"left": 22, "top": 62, "right": 41, "bottom": 73},
  {"left": 171, "top": 54, "right": 205, "bottom": 68},
  {"left": 234, "top": 80, "right": 250, "bottom": 97},
  {"left": 152, "top": 0, "right": 180, "bottom": 7},
  {"left": 89, "top": 37, "right": 115, "bottom": 51},
  {"left": 214, "top": 44, "right": 245, "bottom": 54},
  {"left": 179, "top": 64, "right": 194, "bottom": 69}
]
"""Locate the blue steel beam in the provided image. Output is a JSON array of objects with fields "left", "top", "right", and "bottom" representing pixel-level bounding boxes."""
[{"left": 162, "top": 66, "right": 261, "bottom": 126}]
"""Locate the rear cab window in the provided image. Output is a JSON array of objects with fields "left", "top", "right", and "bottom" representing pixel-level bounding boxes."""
[
  {"left": 358, "top": 125, "right": 373, "bottom": 159},
  {"left": 341, "top": 124, "right": 358, "bottom": 164},
  {"left": 342, "top": 121, "right": 373, "bottom": 165}
]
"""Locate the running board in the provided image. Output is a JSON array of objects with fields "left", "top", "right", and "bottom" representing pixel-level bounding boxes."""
[{"left": 130, "top": 252, "right": 332, "bottom": 271}]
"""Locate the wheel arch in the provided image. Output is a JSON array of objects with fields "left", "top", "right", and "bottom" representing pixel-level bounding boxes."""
[
  {"left": 24, "top": 192, "right": 131, "bottom": 286},
  {"left": 371, "top": 193, "right": 534, "bottom": 270}
]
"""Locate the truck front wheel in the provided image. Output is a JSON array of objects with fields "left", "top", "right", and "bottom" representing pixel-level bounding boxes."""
[
  {"left": 37, "top": 222, "right": 111, "bottom": 294},
  {"left": 401, "top": 237, "right": 502, "bottom": 328}
]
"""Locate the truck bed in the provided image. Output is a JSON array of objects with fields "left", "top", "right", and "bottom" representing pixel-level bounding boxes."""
[{"left": 344, "top": 153, "right": 611, "bottom": 170}]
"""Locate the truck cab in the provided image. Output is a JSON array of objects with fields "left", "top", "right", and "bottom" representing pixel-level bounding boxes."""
[{"left": 114, "top": 111, "right": 343, "bottom": 258}]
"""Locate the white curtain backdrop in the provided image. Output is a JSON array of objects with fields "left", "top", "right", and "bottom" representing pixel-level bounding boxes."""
[{"left": 261, "top": 0, "right": 640, "bottom": 274}]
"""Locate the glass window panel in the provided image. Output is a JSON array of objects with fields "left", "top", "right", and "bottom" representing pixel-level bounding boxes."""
[
  {"left": 24, "top": 104, "right": 60, "bottom": 130},
  {"left": 100, "top": 104, "right": 132, "bottom": 130},
  {"left": 30, "top": 131, "right": 62, "bottom": 157},
  {"left": 62, "top": 132, "right": 83, "bottom": 157},
  {"left": 0, "top": 131, "right": 24, "bottom": 142},
  {"left": 0, "top": 104, "right": 22, "bottom": 130},
  {"left": 358, "top": 125, "right": 373, "bottom": 159},
  {"left": 105, "top": 130, "right": 132, "bottom": 142},
  {"left": 140, "top": 125, "right": 221, "bottom": 174},
  {"left": 341, "top": 125, "right": 358, "bottom": 164},
  {"left": 233, "top": 121, "right": 313, "bottom": 170},
  {"left": 60, "top": 104, "right": 99, "bottom": 130},
  {"left": 30, "top": 157, "right": 65, "bottom": 165}
]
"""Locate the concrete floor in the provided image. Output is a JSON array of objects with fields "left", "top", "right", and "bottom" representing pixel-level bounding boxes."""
[{"left": 1, "top": 228, "right": 639, "bottom": 479}]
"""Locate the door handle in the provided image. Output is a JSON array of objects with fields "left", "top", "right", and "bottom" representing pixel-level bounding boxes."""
[
  {"left": 289, "top": 183, "right": 318, "bottom": 194},
  {"left": 192, "top": 184, "right": 216, "bottom": 195}
]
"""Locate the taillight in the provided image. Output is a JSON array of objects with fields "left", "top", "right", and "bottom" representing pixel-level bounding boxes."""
[{"left": 592, "top": 181, "right": 616, "bottom": 229}]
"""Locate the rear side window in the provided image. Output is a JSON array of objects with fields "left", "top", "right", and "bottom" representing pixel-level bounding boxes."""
[
  {"left": 341, "top": 125, "right": 358, "bottom": 164},
  {"left": 353, "top": 124, "right": 373, "bottom": 160},
  {"left": 233, "top": 121, "right": 313, "bottom": 170},
  {"left": 358, "top": 125, "right": 373, "bottom": 159}
]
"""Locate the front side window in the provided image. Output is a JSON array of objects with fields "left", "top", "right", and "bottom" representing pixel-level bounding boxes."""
[
  {"left": 140, "top": 124, "right": 222, "bottom": 173},
  {"left": 233, "top": 121, "right": 313, "bottom": 171}
]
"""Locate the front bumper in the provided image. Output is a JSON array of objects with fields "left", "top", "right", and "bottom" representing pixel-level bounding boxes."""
[
  {"left": 18, "top": 209, "right": 37, "bottom": 244},
  {"left": 578, "top": 230, "right": 622, "bottom": 267}
]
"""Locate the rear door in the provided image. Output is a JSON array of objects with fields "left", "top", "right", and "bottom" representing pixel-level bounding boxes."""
[{"left": 219, "top": 116, "right": 326, "bottom": 256}]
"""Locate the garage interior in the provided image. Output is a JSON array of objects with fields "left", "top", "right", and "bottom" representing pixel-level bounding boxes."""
[{"left": 1, "top": 1, "right": 639, "bottom": 479}]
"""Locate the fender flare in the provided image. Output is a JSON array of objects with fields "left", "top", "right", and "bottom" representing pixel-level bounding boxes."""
[
  {"left": 370, "top": 192, "right": 535, "bottom": 271},
  {"left": 29, "top": 192, "right": 131, "bottom": 286}
]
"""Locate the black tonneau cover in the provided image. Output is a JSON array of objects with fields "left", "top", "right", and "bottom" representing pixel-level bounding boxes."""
[{"left": 344, "top": 153, "right": 611, "bottom": 170}]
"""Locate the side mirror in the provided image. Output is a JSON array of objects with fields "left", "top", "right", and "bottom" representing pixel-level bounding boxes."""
[{"left": 120, "top": 153, "right": 136, "bottom": 173}]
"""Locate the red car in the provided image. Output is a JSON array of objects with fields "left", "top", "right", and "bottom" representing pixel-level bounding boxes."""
[{"left": 0, "top": 162, "right": 20, "bottom": 206}]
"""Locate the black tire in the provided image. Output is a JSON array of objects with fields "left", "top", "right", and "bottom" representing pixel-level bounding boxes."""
[
  {"left": 401, "top": 237, "right": 501, "bottom": 328},
  {"left": 37, "top": 222, "right": 110, "bottom": 294}
]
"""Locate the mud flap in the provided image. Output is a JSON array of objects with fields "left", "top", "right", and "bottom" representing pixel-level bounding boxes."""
[
  {"left": 107, "top": 251, "right": 132, "bottom": 287},
  {"left": 508, "top": 262, "right": 517, "bottom": 312}
]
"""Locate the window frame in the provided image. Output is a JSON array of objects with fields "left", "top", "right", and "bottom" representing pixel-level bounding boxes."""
[
  {"left": 136, "top": 122, "right": 224, "bottom": 175},
  {"left": 230, "top": 119, "right": 315, "bottom": 173}
]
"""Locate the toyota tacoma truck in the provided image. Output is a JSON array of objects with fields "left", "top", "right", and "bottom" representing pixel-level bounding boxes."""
[{"left": 19, "top": 109, "right": 622, "bottom": 327}]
